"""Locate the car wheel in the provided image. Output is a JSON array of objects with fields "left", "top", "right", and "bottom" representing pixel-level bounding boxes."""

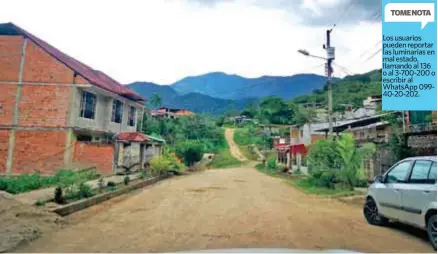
[
  {"left": 427, "top": 214, "right": 437, "bottom": 250},
  {"left": 363, "top": 198, "right": 388, "bottom": 226}
]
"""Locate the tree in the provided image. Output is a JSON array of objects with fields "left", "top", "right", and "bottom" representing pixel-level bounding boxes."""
[
  {"left": 241, "top": 103, "right": 258, "bottom": 118},
  {"left": 259, "top": 96, "right": 294, "bottom": 124},
  {"left": 336, "top": 133, "right": 375, "bottom": 190},
  {"left": 149, "top": 93, "right": 162, "bottom": 108}
]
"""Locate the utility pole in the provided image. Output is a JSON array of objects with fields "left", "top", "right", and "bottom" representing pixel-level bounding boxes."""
[{"left": 324, "top": 28, "right": 335, "bottom": 137}]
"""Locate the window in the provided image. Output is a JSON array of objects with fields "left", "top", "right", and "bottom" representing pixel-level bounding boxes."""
[
  {"left": 386, "top": 161, "right": 412, "bottom": 183},
  {"left": 128, "top": 106, "right": 136, "bottom": 127},
  {"left": 111, "top": 100, "right": 123, "bottom": 123},
  {"left": 409, "top": 160, "right": 432, "bottom": 184},
  {"left": 77, "top": 135, "right": 92, "bottom": 142},
  {"left": 79, "top": 91, "right": 96, "bottom": 119},
  {"left": 428, "top": 162, "right": 437, "bottom": 184}
]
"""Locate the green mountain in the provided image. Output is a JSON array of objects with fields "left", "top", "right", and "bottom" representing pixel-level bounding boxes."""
[
  {"left": 127, "top": 82, "right": 258, "bottom": 115},
  {"left": 170, "top": 72, "right": 329, "bottom": 100},
  {"left": 293, "top": 69, "right": 382, "bottom": 111}
]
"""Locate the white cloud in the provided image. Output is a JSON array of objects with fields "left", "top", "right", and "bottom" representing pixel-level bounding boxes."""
[{"left": 0, "top": 0, "right": 381, "bottom": 84}]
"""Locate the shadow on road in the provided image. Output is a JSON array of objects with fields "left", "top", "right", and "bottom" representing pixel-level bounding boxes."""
[{"left": 387, "top": 222, "right": 430, "bottom": 246}]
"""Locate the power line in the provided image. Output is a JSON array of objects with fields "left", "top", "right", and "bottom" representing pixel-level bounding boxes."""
[
  {"left": 363, "top": 48, "right": 382, "bottom": 62},
  {"left": 359, "top": 40, "right": 382, "bottom": 59},
  {"left": 334, "top": 0, "right": 356, "bottom": 26}
]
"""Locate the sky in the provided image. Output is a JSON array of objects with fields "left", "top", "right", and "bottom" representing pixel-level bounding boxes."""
[{"left": 0, "top": 0, "right": 382, "bottom": 85}]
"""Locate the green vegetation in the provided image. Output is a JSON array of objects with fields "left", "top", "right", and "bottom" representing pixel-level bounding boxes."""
[
  {"left": 0, "top": 169, "right": 100, "bottom": 194},
  {"left": 150, "top": 151, "right": 186, "bottom": 175},
  {"left": 307, "top": 133, "right": 375, "bottom": 190},
  {"left": 142, "top": 114, "right": 225, "bottom": 166},
  {"left": 255, "top": 163, "right": 359, "bottom": 196},
  {"left": 288, "top": 177, "right": 360, "bottom": 196},
  {"left": 233, "top": 125, "right": 264, "bottom": 160},
  {"left": 293, "top": 69, "right": 382, "bottom": 111},
  {"left": 34, "top": 200, "right": 46, "bottom": 206},
  {"left": 210, "top": 131, "right": 242, "bottom": 169}
]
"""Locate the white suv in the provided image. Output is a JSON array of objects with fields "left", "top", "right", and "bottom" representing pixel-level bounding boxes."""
[{"left": 363, "top": 156, "right": 437, "bottom": 250}]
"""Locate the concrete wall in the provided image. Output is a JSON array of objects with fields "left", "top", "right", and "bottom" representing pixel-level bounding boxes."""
[{"left": 71, "top": 86, "right": 142, "bottom": 134}]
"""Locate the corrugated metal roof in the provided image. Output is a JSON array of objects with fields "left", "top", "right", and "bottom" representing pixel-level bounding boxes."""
[{"left": 0, "top": 23, "right": 145, "bottom": 103}]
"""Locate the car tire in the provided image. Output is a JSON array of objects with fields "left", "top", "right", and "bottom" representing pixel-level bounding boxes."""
[
  {"left": 363, "top": 198, "right": 388, "bottom": 226},
  {"left": 427, "top": 214, "right": 437, "bottom": 250}
]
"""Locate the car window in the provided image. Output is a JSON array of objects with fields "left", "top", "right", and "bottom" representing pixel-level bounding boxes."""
[
  {"left": 386, "top": 161, "right": 411, "bottom": 183},
  {"left": 408, "top": 160, "right": 432, "bottom": 184},
  {"left": 428, "top": 162, "right": 437, "bottom": 184}
]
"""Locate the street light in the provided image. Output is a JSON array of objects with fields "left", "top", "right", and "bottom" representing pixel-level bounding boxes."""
[
  {"left": 297, "top": 48, "right": 334, "bottom": 137},
  {"left": 297, "top": 49, "right": 327, "bottom": 61}
]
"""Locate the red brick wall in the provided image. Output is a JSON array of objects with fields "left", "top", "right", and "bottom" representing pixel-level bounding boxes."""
[
  {"left": 0, "top": 36, "right": 23, "bottom": 81},
  {"left": 18, "top": 85, "right": 71, "bottom": 127},
  {"left": 0, "top": 130, "right": 10, "bottom": 173},
  {"left": 12, "top": 130, "right": 67, "bottom": 174},
  {"left": 0, "top": 83, "right": 17, "bottom": 125},
  {"left": 73, "top": 142, "right": 114, "bottom": 175},
  {"left": 23, "top": 40, "right": 75, "bottom": 84}
]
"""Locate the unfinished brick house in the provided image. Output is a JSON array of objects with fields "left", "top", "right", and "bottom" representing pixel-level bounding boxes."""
[{"left": 0, "top": 23, "right": 147, "bottom": 175}]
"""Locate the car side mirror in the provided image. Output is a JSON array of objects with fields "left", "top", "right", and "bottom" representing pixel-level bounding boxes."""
[{"left": 374, "top": 175, "right": 384, "bottom": 183}]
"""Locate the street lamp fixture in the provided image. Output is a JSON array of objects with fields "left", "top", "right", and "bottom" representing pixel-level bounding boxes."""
[{"left": 297, "top": 49, "right": 327, "bottom": 61}]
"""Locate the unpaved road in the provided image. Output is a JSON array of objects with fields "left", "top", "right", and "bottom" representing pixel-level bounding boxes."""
[
  {"left": 225, "top": 128, "right": 247, "bottom": 162},
  {"left": 18, "top": 166, "right": 433, "bottom": 253}
]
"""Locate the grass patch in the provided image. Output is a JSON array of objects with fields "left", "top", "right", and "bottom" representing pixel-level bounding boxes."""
[
  {"left": 255, "top": 163, "right": 358, "bottom": 197},
  {"left": 0, "top": 169, "right": 100, "bottom": 194},
  {"left": 210, "top": 146, "right": 242, "bottom": 169},
  {"left": 288, "top": 178, "right": 360, "bottom": 197},
  {"left": 209, "top": 129, "right": 242, "bottom": 169}
]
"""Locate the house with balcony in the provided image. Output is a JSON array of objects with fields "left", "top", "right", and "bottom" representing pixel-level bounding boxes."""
[{"left": 0, "top": 23, "right": 161, "bottom": 175}]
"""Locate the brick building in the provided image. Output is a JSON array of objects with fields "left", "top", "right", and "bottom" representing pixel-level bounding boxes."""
[{"left": 0, "top": 23, "right": 146, "bottom": 175}]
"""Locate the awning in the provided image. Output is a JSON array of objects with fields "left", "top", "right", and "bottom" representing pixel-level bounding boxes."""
[
  {"left": 290, "top": 144, "right": 307, "bottom": 155},
  {"left": 274, "top": 143, "right": 308, "bottom": 155}
]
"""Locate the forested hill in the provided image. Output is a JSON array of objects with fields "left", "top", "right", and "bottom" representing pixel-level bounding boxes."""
[{"left": 292, "top": 69, "right": 382, "bottom": 111}]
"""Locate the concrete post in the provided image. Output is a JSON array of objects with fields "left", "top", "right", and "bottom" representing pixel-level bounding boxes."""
[
  {"left": 139, "top": 143, "right": 145, "bottom": 171},
  {"left": 113, "top": 142, "right": 120, "bottom": 174},
  {"left": 6, "top": 37, "right": 27, "bottom": 175}
]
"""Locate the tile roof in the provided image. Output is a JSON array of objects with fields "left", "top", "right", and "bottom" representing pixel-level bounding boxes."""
[
  {"left": 0, "top": 22, "right": 145, "bottom": 103},
  {"left": 116, "top": 132, "right": 151, "bottom": 142}
]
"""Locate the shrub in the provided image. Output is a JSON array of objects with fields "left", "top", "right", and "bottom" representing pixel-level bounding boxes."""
[
  {"left": 267, "top": 158, "right": 277, "bottom": 170},
  {"left": 34, "top": 200, "right": 46, "bottom": 206},
  {"left": 78, "top": 182, "right": 94, "bottom": 198},
  {"left": 0, "top": 178, "right": 7, "bottom": 191},
  {"left": 150, "top": 153, "right": 185, "bottom": 175},
  {"left": 54, "top": 187, "right": 65, "bottom": 204},
  {"left": 124, "top": 176, "right": 130, "bottom": 185},
  {"left": 175, "top": 140, "right": 205, "bottom": 166},
  {"left": 107, "top": 181, "right": 116, "bottom": 187}
]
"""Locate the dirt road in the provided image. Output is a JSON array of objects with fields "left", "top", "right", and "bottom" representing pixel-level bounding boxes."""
[
  {"left": 18, "top": 165, "right": 433, "bottom": 253},
  {"left": 224, "top": 128, "right": 247, "bottom": 162}
]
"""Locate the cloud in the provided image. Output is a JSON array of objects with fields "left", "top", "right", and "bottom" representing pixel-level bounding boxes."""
[
  {"left": 0, "top": 0, "right": 381, "bottom": 84},
  {"left": 188, "top": 0, "right": 382, "bottom": 26}
]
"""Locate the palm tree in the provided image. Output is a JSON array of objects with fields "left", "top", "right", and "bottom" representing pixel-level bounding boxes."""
[{"left": 150, "top": 93, "right": 162, "bottom": 108}]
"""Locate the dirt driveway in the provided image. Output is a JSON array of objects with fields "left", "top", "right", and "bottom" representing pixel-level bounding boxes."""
[{"left": 18, "top": 166, "right": 433, "bottom": 253}]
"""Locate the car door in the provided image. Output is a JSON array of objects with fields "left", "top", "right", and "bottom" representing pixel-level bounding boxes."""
[
  {"left": 400, "top": 160, "right": 437, "bottom": 228},
  {"left": 374, "top": 160, "right": 413, "bottom": 220}
]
